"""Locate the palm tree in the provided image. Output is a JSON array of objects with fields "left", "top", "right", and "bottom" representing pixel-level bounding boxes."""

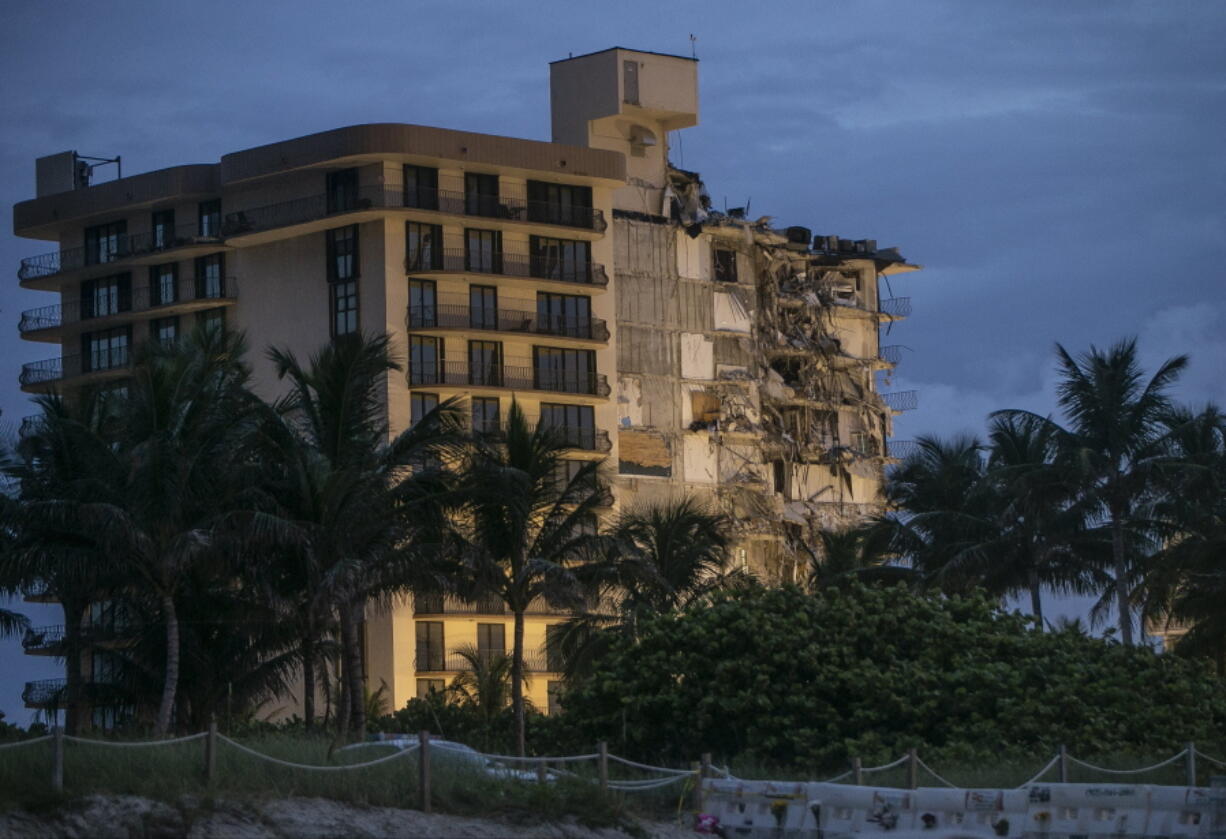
[
  {"left": 446, "top": 644, "right": 515, "bottom": 751},
  {"left": 450, "top": 399, "right": 607, "bottom": 755},
  {"left": 997, "top": 338, "right": 1189, "bottom": 644},
  {"left": 805, "top": 524, "right": 914, "bottom": 589}
]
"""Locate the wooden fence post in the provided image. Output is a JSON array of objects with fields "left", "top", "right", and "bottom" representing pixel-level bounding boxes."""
[
  {"left": 536, "top": 758, "right": 547, "bottom": 785},
  {"left": 418, "top": 730, "right": 431, "bottom": 814},
  {"left": 205, "top": 720, "right": 217, "bottom": 785},
  {"left": 1058, "top": 745, "right": 1068, "bottom": 783},
  {"left": 1187, "top": 742, "right": 1197, "bottom": 787},
  {"left": 691, "top": 761, "right": 703, "bottom": 813},
  {"left": 851, "top": 756, "right": 863, "bottom": 785},
  {"left": 906, "top": 749, "right": 918, "bottom": 790},
  {"left": 51, "top": 726, "right": 64, "bottom": 794},
  {"left": 598, "top": 741, "right": 609, "bottom": 798}
]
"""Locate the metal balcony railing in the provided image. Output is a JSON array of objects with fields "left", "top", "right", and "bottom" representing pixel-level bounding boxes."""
[
  {"left": 878, "top": 297, "right": 912, "bottom": 318},
  {"left": 879, "top": 345, "right": 903, "bottom": 365},
  {"left": 406, "top": 248, "right": 608, "bottom": 288},
  {"left": 407, "top": 303, "right": 609, "bottom": 342},
  {"left": 222, "top": 186, "right": 606, "bottom": 238},
  {"left": 472, "top": 418, "right": 612, "bottom": 452},
  {"left": 22, "top": 678, "right": 67, "bottom": 706},
  {"left": 409, "top": 362, "right": 610, "bottom": 397},
  {"left": 881, "top": 390, "right": 919, "bottom": 412},
  {"left": 21, "top": 348, "right": 132, "bottom": 387},
  {"left": 888, "top": 439, "right": 921, "bottom": 460},
  {"left": 21, "top": 625, "right": 65, "bottom": 652},
  {"left": 415, "top": 651, "right": 561, "bottom": 674},
  {"left": 18, "top": 223, "right": 223, "bottom": 282},
  {"left": 19, "top": 276, "right": 238, "bottom": 335}
]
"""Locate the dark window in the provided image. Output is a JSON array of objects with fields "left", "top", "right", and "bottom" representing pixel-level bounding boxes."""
[
  {"left": 468, "top": 340, "right": 502, "bottom": 387},
  {"left": 411, "top": 393, "right": 439, "bottom": 426},
  {"left": 80, "top": 274, "right": 131, "bottom": 319},
  {"left": 196, "top": 307, "right": 226, "bottom": 333},
  {"left": 149, "top": 264, "right": 178, "bottom": 306},
  {"left": 408, "top": 279, "right": 437, "bottom": 328},
  {"left": 530, "top": 236, "right": 590, "bottom": 283},
  {"left": 326, "top": 168, "right": 360, "bottom": 214},
  {"left": 464, "top": 172, "right": 499, "bottom": 217},
  {"left": 326, "top": 225, "right": 359, "bottom": 281},
  {"left": 527, "top": 181, "right": 593, "bottom": 228},
  {"left": 415, "top": 622, "right": 445, "bottom": 671},
  {"left": 151, "top": 210, "right": 175, "bottom": 250},
  {"left": 82, "top": 326, "right": 130, "bottom": 373},
  {"left": 469, "top": 285, "right": 498, "bottom": 330},
  {"left": 198, "top": 201, "right": 220, "bottom": 237},
  {"left": 772, "top": 460, "right": 787, "bottom": 495},
  {"left": 194, "top": 254, "right": 225, "bottom": 299},
  {"left": 84, "top": 221, "right": 127, "bottom": 266},
  {"left": 623, "top": 60, "right": 639, "bottom": 105},
  {"left": 465, "top": 229, "right": 502, "bottom": 274},
  {"left": 416, "top": 678, "right": 446, "bottom": 698},
  {"left": 472, "top": 396, "right": 500, "bottom": 436},
  {"left": 540, "top": 403, "right": 595, "bottom": 449},
  {"left": 476, "top": 623, "right": 505, "bottom": 663},
  {"left": 406, "top": 222, "right": 443, "bottom": 271},
  {"left": 404, "top": 165, "right": 439, "bottom": 210},
  {"left": 331, "top": 281, "right": 358, "bottom": 338},
  {"left": 537, "top": 292, "right": 591, "bottom": 338},
  {"left": 545, "top": 625, "right": 565, "bottom": 673},
  {"left": 714, "top": 248, "right": 738, "bottom": 283},
  {"left": 152, "top": 316, "right": 179, "bottom": 345},
  {"left": 533, "top": 347, "right": 596, "bottom": 394},
  {"left": 547, "top": 680, "right": 563, "bottom": 715},
  {"left": 409, "top": 336, "right": 443, "bottom": 385}
]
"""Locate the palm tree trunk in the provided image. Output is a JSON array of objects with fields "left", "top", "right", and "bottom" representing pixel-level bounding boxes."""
[
  {"left": 1111, "top": 517, "right": 1134, "bottom": 645},
  {"left": 339, "top": 601, "right": 367, "bottom": 740},
  {"left": 333, "top": 620, "right": 352, "bottom": 746},
  {"left": 302, "top": 635, "right": 316, "bottom": 731},
  {"left": 1028, "top": 569, "right": 1044, "bottom": 631},
  {"left": 63, "top": 610, "right": 84, "bottom": 735},
  {"left": 154, "top": 593, "right": 180, "bottom": 736},
  {"left": 512, "top": 607, "right": 526, "bottom": 757}
]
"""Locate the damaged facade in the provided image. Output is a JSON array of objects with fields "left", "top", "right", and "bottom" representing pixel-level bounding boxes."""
[{"left": 552, "top": 48, "right": 920, "bottom": 582}]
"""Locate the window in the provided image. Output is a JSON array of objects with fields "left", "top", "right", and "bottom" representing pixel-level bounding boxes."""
[
  {"left": 327, "top": 226, "right": 359, "bottom": 338},
  {"left": 540, "top": 403, "right": 595, "bottom": 449},
  {"left": 464, "top": 172, "right": 499, "bottom": 217},
  {"left": 530, "top": 236, "right": 590, "bottom": 283},
  {"left": 533, "top": 347, "right": 596, "bottom": 394},
  {"left": 80, "top": 274, "right": 131, "bottom": 319},
  {"left": 406, "top": 222, "right": 443, "bottom": 271},
  {"left": 84, "top": 221, "right": 126, "bottom": 266},
  {"left": 198, "top": 200, "right": 220, "bottom": 237},
  {"left": 537, "top": 292, "right": 591, "bottom": 338},
  {"left": 465, "top": 229, "right": 502, "bottom": 274},
  {"left": 196, "top": 307, "right": 226, "bottom": 334},
  {"left": 527, "top": 181, "right": 593, "bottom": 228},
  {"left": 152, "top": 316, "right": 179, "bottom": 345},
  {"left": 545, "top": 625, "right": 566, "bottom": 672},
  {"left": 149, "top": 263, "right": 178, "bottom": 306},
  {"left": 408, "top": 279, "right": 437, "bottom": 328},
  {"left": 409, "top": 336, "right": 444, "bottom": 385},
  {"left": 331, "top": 281, "right": 359, "bottom": 337},
  {"left": 469, "top": 285, "right": 498, "bottom": 330},
  {"left": 326, "top": 225, "right": 359, "bottom": 282},
  {"left": 404, "top": 165, "right": 439, "bottom": 210},
  {"left": 411, "top": 393, "right": 439, "bottom": 426},
  {"left": 82, "top": 326, "right": 130, "bottom": 372},
  {"left": 547, "top": 681, "right": 563, "bottom": 715},
  {"left": 476, "top": 624, "right": 505, "bottom": 663},
  {"left": 326, "top": 168, "right": 360, "bottom": 214},
  {"left": 714, "top": 248, "right": 738, "bottom": 283},
  {"left": 472, "top": 397, "right": 500, "bottom": 436},
  {"left": 151, "top": 209, "right": 175, "bottom": 250},
  {"left": 415, "top": 621, "right": 445, "bottom": 671},
  {"left": 416, "top": 678, "right": 446, "bottom": 698},
  {"left": 195, "top": 254, "right": 225, "bottom": 299},
  {"left": 622, "top": 60, "right": 639, "bottom": 105},
  {"left": 468, "top": 340, "right": 502, "bottom": 386},
  {"left": 551, "top": 459, "right": 598, "bottom": 493}
]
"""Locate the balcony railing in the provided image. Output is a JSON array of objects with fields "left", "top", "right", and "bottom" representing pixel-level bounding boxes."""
[
  {"left": 407, "top": 303, "right": 608, "bottom": 342},
  {"left": 222, "top": 186, "right": 606, "bottom": 238},
  {"left": 879, "top": 345, "right": 903, "bottom": 365},
  {"left": 409, "top": 362, "right": 610, "bottom": 397},
  {"left": 473, "top": 419, "right": 612, "bottom": 452},
  {"left": 19, "top": 276, "right": 238, "bottom": 335},
  {"left": 879, "top": 297, "right": 912, "bottom": 318},
  {"left": 415, "top": 651, "right": 561, "bottom": 674},
  {"left": 406, "top": 248, "right": 607, "bottom": 288},
  {"left": 21, "top": 349, "right": 132, "bottom": 387},
  {"left": 881, "top": 390, "right": 919, "bottom": 412},
  {"left": 887, "top": 439, "right": 920, "bottom": 460},
  {"left": 21, "top": 625, "right": 65, "bottom": 653},
  {"left": 18, "top": 223, "right": 223, "bottom": 282},
  {"left": 22, "top": 678, "right": 126, "bottom": 707}
]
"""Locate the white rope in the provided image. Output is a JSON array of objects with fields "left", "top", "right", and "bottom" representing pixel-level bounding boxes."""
[
  {"left": 916, "top": 756, "right": 957, "bottom": 788},
  {"left": 476, "top": 751, "right": 599, "bottom": 764},
  {"left": 609, "top": 775, "right": 690, "bottom": 791},
  {"left": 64, "top": 732, "right": 208, "bottom": 747},
  {"left": 217, "top": 735, "right": 418, "bottom": 771},
  {"left": 1018, "top": 754, "right": 1061, "bottom": 787},
  {"left": 1067, "top": 749, "right": 1187, "bottom": 775},
  {"left": 821, "top": 769, "right": 853, "bottom": 783},
  {"left": 606, "top": 754, "right": 694, "bottom": 776},
  {"left": 0, "top": 735, "right": 53, "bottom": 750},
  {"left": 860, "top": 754, "right": 910, "bottom": 774},
  {"left": 1194, "top": 747, "right": 1226, "bottom": 768},
  {"left": 710, "top": 764, "right": 736, "bottom": 779}
]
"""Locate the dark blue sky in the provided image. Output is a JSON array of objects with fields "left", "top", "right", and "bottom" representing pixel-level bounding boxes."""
[{"left": 1, "top": 0, "right": 1223, "bottom": 724}]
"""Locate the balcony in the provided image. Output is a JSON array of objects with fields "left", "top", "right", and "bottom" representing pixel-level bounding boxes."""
[
  {"left": 409, "top": 363, "right": 610, "bottom": 397},
  {"left": 473, "top": 418, "right": 612, "bottom": 453},
  {"left": 21, "top": 349, "right": 131, "bottom": 391},
  {"left": 221, "top": 186, "right": 606, "bottom": 240},
  {"left": 881, "top": 390, "right": 919, "bottom": 413},
  {"left": 407, "top": 303, "right": 609, "bottom": 343},
  {"left": 19, "top": 276, "right": 238, "bottom": 342},
  {"left": 879, "top": 297, "right": 912, "bottom": 319},
  {"left": 21, "top": 625, "right": 65, "bottom": 655},
  {"left": 18, "top": 223, "right": 223, "bottom": 285},
  {"left": 406, "top": 248, "right": 608, "bottom": 289},
  {"left": 416, "top": 651, "right": 561, "bottom": 674},
  {"left": 879, "top": 345, "right": 903, "bottom": 365},
  {"left": 887, "top": 439, "right": 920, "bottom": 460},
  {"left": 22, "top": 678, "right": 66, "bottom": 707}
]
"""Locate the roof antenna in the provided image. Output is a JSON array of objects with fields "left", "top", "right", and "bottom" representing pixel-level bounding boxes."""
[{"left": 689, "top": 34, "right": 697, "bottom": 59}]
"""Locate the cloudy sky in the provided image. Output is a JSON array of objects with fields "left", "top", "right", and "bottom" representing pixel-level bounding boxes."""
[{"left": 0, "top": 0, "right": 1223, "bottom": 723}]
